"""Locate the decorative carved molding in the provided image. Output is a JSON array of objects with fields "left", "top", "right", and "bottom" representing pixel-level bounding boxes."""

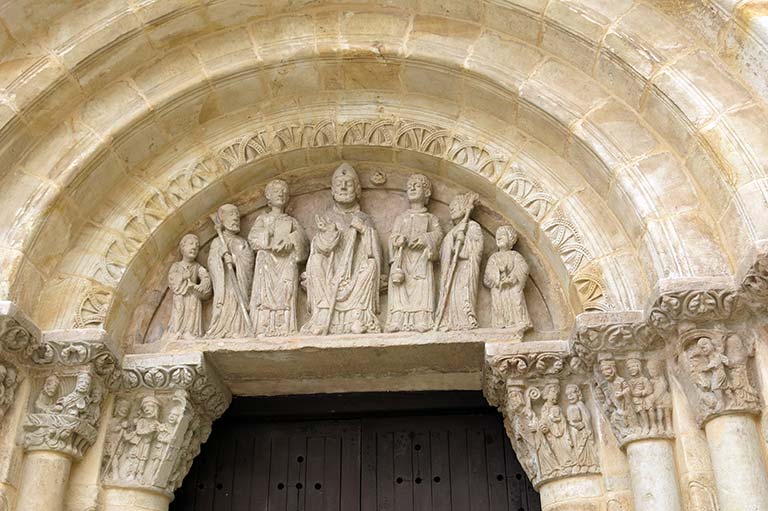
[
  {"left": 102, "top": 353, "right": 231, "bottom": 495},
  {"left": 78, "top": 116, "right": 609, "bottom": 328},
  {"left": 648, "top": 287, "right": 739, "bottom": 332},
  {"left": 673, "top": 328, "right": 761, "bottom": 425}
]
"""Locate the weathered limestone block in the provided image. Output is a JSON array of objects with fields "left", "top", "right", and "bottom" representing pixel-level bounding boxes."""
[{"left": 100, "top": 352, "right": 231, "bottom": 498}]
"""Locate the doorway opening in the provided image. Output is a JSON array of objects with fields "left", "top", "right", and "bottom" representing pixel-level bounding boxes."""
[{"left": 171, "top": 392, "right": 540, "bottom": 511}]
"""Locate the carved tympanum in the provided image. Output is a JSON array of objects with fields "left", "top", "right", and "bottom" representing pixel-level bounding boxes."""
[
  {"left": 302, "top": 163, "right": 383, "bottom": 335},
  {"left": 435, "top": 192, "right": 482, "bottom": 331},
  {"left": 678, "top": 330, "right": 760, "bottom": 424},
  {"left": 503, "top": 381, "right": 599, "bottom": 486},
  {"left": 248, "top": 179, "right": 308, "bottom": 337},
  {"left": 386, "top": 174, "right": 443, "bottom": 333},
  {"left": 165, "top": 234, "right": 212, "bottom": 339},
  {"left": 24, "top": 371, "right": 104, "bottom": 458},
  {"left": 484, "top": 225, "right": 531, "bottom": 335},
  {"left": 593, "top": 354, "right": 673, "bottom": 447}
]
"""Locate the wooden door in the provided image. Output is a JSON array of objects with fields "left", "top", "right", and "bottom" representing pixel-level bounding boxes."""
[{"left": 171, "top": 392, "right": 540, "bottom": 511}]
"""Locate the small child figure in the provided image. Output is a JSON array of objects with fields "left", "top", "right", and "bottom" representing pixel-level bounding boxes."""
[
  {"left": 165, "top": 234, "right": 212, "bottom": 339},
  {"left": 483, "top": 225, "right": 532, "bottom": 335}
]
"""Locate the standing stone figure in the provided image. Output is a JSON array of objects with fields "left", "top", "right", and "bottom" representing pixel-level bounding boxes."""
[
  {"left": 625, "top": 355, "right": 653, "bottom": 435},
  {"left": 565, "top": 384, "right": 599, "bottom": 472},
  {"left": 166, "top": 234, "right": 212, "bottom": 339},
  {"left": 646, "top": 359, "right": 673, "bottom": 435},
  {"left": 505, "top": 387, "right": 539, "bottom": 479},
  {"left": 206, "top": 204, "right": 254, "bottom": 338},
  {"left": 435, "top": 192, "right": 483, "bottom": 331},
  {"left": 483, "top": 225, "right": 531, "bottom": 333},
  {"left": 302, "top": 163, "right": 383, "bottom": 335},
  {"left": 248, "top": 179, "right": 308, "bottom": 337},
  {"left": 386, "top": 174, "right": 443, "bottom": 332},
  {"left": 539, "top": 383, "right": 573, "bottom": 471},
  {"left": 54, "top": 373, "right": 93, "bottom": 418},
  {"left": 125, "top": 396, "right": 162, "bottom": 481},
  {"left": 722, "top": 333, "right": 760, "bottom": 409},
  {"left": 594, "top": 355, "right": 635, "bottom": 437},
  {"left": 102, "top": 398, "right": 132, "bottom": 481}
]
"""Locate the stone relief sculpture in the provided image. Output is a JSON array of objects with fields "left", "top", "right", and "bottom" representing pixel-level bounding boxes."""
[
  {"left": 24, "top": 370, "right": 103, "bottom": 458},
  {"left": 565, "top": 384, "right": 599, "bottom": 473},
  {"left": 683, "top": 331, "right": 760, "bottom": 421},
  {"left": 386, "top": 174, "right": 443, "bottom": 332},
  {"left": 248, "top": 179, "right": 308, "bottom": 337},
  {"left": 206, "top": 204, "right": 255, "bottom": 338},
  {"left": 503, "top": 382, "right": 599, "bottom": 485},
  {"left": 158, "top": 170, "right": 540, "bottom": 339},
  {"left": 0, "top": 361, "right": 19, "bottom": 421},
  {"left": 302, "top": 163, "right": 383, "bottom": 335},
  {"left": 102, "top": 393, "right": 193, "bottom": 489},
  {"left": 165, "top": 234, "right": 212, "bottom": 339},
  {"left": 483, "top": 225, "right": 531, "bottom": 334},
  {"left": 593, "top": 354, "right": 674, "bottom": 446},
  {"left": 435, "top": 192, "right": 482, "bottom": 331}
]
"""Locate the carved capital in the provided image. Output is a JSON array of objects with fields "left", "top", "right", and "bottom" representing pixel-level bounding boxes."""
[
  {"left": 22, "top": 330, "right": 120, "bottom": 459},
  {"left": 592, "top": 353, "right": 674, "bottom": 447},
  {"left": 741, "top": 250, "right": 768, "bottom": 313},
  {"left": 672, "top": 327, "right": 761, "bottom": 426},
  {"left": 101, "top": 353, "right": 231, "bottom": 495},
  {"left": 484, "top": 343, "right": 600, "bottom": 487}
]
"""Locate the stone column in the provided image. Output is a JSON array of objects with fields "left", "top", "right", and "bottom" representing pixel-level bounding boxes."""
[
  {"left": 675, "top": 327, "right": 768, "bottom": 511},
  {"left": 99, "top": 352, "right": 230, "bottom": 511},
  {"left": 15, "top": 330, "right": 120, "bottom": 511},
  {"left": 592, "top": 353, "right": 683, "bottom": 511},
  {"left": 484, "top": 342, "right": 604, "bottom": 507}
]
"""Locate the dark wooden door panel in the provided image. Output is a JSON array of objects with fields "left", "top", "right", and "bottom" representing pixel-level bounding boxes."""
[{"left": 170, "top": 393, "right": 540, "bottom": 511}]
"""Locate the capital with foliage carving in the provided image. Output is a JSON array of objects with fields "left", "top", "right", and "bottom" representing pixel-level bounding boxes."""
[
  {"left": 484, "top": 342, "right": 600, "bottom": 488},
  {"left": 101, "top": 352, "right": 231, "bottom": 496},
  {"left": 22, "top": 329, "right": 120, "bottom": 459}
]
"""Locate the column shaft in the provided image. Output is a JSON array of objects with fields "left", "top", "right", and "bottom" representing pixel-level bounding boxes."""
[
  {"left": 705, "top": 414, "right": 768, "bottom": 511},
  {"left": 538, "top": 474, "right": 603, "bottom": 510},
  {"left": 16, "top": 451, "right": 72, "bottom": 511},
  {"left": 625, "top": 439, "right": 682, "bottom": 511},
  {"left": 101, "top": 487, "right": 172, "bottom": 511}
]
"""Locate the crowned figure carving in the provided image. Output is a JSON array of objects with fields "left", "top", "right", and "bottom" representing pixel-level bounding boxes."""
[
  {"left": 248, "top": 179, "right": 308, "bottom": 337},
  {"left": 386, "top": 174, "right": 443, "bottom": 332},
  {"left": 301, "top": 163, "right": 383, "bottom": 335},
  {"left": 206, "top": 204, "right": 254, "bottom": 338}
]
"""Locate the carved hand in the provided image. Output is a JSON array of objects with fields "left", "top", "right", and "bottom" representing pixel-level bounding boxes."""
[
  {"left": 393, "top": 234, "right": 406, "bottom": 248},
  {"left": 409, "top": 235, "right": 425, "bottom": 250},
  {"left": 350, "top": 216, "right": 366, "bottom": 233},
  {"left": 222, "top": 252, "right": 234, "bottom": 266}
]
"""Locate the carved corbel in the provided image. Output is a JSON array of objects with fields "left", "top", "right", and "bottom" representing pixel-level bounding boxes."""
[
  {"left": 101, "top": 352, "right": 231, "bottom": 496},
  {"left": 484, "top": 342, "right": 600, "bottom": 488},
  {"left": 671, "top": 327, "right": 761, "bottom": 426},
  {"left": 22, "top": 329, "right": 120, "bottom": 459}
]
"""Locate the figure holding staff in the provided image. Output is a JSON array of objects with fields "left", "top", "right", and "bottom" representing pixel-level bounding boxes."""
[
  {"left": 435, "top": 192, "right": 482, "bottom": 331},
  {"left": 206, "top": 204, "right": 254, "bottom": 338}
]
